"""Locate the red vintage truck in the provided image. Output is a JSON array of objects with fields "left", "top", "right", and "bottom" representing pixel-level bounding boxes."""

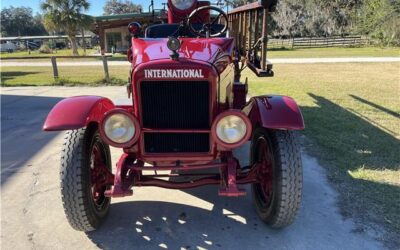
[{"left": 43, "top": 0, "right": 304, "bottom": 232}]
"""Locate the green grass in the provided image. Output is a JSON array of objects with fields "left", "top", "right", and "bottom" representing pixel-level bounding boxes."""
[
  {"left": 1, "top": 47, "right": 399, "bottom": 60},
  {"left": 248, "top": 62, "right": 400, "bottom": 245},
  {"left": 0, "top": 48, "right": 98, "bottom": 58},
  {"left": 267, "top": 46, "right": 400, "bottom": 58},
  {"left": 0, "top": 65, "right": 130, "bottom": 86}
]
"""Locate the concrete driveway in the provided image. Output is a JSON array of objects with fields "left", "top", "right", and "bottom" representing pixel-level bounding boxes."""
[{"left": 1, "top": 87, "right": 384, "bottom": 250}]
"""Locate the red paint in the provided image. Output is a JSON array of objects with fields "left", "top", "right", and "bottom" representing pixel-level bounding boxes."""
[
  {"left": 255, "top": 136, "right": 274, "bottom": 203},
  {"left": 137, "top": 177, "right": 220, "bottom": 189},
  {"left": 105, "top": 153, "right": 259, "bottom": 197},
  {"left": 242, "top": 95, "right": 305, "bottom": 130},
  {"left": 130, "top": 38, "right": 235, "bottom": 67},
  {"left": 128, "top": 38, "right": 235, "bottom": 164},
  {"left": 135, "top": 173, "right": 257, "bottom": 189},
  {"left": 131, "top": 162, "right": 225, "bottom": 171},
  {"left": 132, "top": 59, "right": 218, "bottom": 119},
  {"left": 43, "top": 96, "right": 115, "bottom": 131},
  {"left": 90, "top": 143, "right": 115, "bottom": 204},
  {"left": 218, "top": 156, "right": 246, "bottom": 196},
  {"left": 131, "top": 58, "right": 219, "bottom": 163},
  {"left": 142, "top": 129, "right": 210, "bottom": 133},
  {"left": 105, "top": 153, "right": 136, "bottom": 198},
  {"left": 226, "top": 81, "right": 248, "bottom": 109}
]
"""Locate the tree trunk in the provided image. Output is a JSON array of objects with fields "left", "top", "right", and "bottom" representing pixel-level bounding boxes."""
[
  {"left": 81, "top": 29, "right": 87, "bottom": 55},
  {"left": 69, "top": 35, "right": 79, "bottom": 56}
]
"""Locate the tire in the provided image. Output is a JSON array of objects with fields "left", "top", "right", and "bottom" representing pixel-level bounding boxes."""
[
  {"left": 251, "top": 127, "right": 303, "bottom": 228},
  {"left": 60, "top": 126, "right": 112, "bottom": 232}
]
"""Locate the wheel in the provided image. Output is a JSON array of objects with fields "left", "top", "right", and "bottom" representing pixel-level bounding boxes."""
[
  {"left": 251, "top": 127, "right": 303, "bottom": 228},
  {"left": 60, "top": 126, "right": 112, "bottom": 231}
]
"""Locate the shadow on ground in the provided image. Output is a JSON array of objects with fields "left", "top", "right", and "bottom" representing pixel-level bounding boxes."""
[
  {"left": 350, "top": 94, "right": 400, "bottom": 119},
  {"left": 87, "top": 198, "right": 258, "bottom": 250},
  {"left": 301, "top": 93, "right": 400, "bottom": 245},
  {"left": 303, "top": 93, "right": 399, "bottom": 172},
  {"left": 1, "top": 94, "right": 62, "bottom": 185},
  {"left": 0, "top": 71, "right": 40, "bottom": 84}
]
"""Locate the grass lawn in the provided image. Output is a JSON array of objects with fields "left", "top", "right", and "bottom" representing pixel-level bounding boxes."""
[
  {"left": 0, "top": 65, "right": 130, "bottom": 86},
  {"left": 267, "top": 46, "right": 400, "bottom": 58},
  {"left": 248, "top": 62, "right": 400, "bottom": 245}
]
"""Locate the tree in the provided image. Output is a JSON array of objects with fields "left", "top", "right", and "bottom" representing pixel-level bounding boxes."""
[
  {"left": 103, "top": 0, "right": 142, "bottom": 15},
  {"left": 229, "top": 0, "right": 251, "bottom": 8},
  {"left": 272, "top": 1, "right": 303, "bottom": 38},
  {"left": 0, "top": 7, "right": 47, "bottom": 36},
  {"left": 357, "top": 0, "right": 400, "bottom": 45},
  {"left": 271, "top": 0, "right": 360, "bottom": 37},
  {"left": 41, "top": 0, "right": 93, "bottom": 56}
]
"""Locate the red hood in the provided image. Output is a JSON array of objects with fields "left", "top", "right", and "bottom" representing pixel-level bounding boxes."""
[{"left": 131, "top": 38, "right": 235, "bottom": 66}]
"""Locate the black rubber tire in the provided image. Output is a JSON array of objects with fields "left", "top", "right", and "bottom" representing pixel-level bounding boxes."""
[
  {"left": 251, "top": 127, "right": 303, "bottom": 228},
  {"left": 60, "top": 126, "right": 112, "bottom": 232}
]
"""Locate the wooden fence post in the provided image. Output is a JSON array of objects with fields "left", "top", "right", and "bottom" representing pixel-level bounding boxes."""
[
  {"left": 102, "top": 56, "right": 110, "bottom": 82},
  {"left": 51, "top": 56, "right": 59, "bottom": 79},
  {"left": 261, "top": 9, "right": 268, "bottom": 71}
]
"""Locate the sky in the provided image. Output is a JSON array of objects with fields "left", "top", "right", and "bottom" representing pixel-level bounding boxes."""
[{"left": 1, "top": 0, "right": 166, "bottom": 16}]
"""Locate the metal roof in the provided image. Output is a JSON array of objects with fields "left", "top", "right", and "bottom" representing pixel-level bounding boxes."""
[{"left": 95, "top": 11, "right": 163, "bottom": 22}]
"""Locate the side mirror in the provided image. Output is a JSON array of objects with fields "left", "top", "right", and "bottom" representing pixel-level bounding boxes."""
[{"left": 128, "top": 22, "right": 141, "bottom": 38}]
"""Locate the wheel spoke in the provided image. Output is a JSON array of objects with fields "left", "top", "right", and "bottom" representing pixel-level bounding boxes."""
[
  {"left": 255, "top": 137, "right": 274, "bottom": 203},
  {"left": 89, "top": 140, "right": 113, "bottom": 207},
  {"left": 92, "top": 144, "right": 103, "bottom": 163}
]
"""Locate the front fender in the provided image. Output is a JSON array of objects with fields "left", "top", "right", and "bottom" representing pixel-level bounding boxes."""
[
  {"left": 242, "top": 95, "right": 304, "bottom": 130},
  {"left": 43, "top": 96, "right": 115, "bottom": 131}
]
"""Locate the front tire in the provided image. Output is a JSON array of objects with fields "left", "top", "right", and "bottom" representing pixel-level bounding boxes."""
[
  {"left": 251, "top": 127, "right": 303, "bottom": 228},
  {"left": 60, "top": 126, "right": 112, "bottom": 232}
]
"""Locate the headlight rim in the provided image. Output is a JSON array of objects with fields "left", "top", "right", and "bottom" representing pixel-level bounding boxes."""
[
  {"left": 212, "top": 110, "right": 252, "bottom": 149},
  {"left": 100, "top": 109, "right": 140, "bottom": 148}
]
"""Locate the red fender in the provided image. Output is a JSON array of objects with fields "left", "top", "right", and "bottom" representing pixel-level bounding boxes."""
[
  {"left": 43, "top": 96, "right": 115, "bottom": 131},
  {"left": 242, "top": 95, "right": 305, "bottom": 130}
]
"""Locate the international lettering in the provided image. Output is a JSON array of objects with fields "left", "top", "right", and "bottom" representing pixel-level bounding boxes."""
[{"left": 144, "top": 69, "right": 204, "bottom": 78}]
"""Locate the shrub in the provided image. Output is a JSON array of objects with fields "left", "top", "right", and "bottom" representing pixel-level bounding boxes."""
[{"left": 39, "top": 43, "right": 52, "bottom": 54}]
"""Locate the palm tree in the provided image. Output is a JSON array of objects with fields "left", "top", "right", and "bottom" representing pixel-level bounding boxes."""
[{"left": 41, "top": 0, "right": 93, "bottom": 56}]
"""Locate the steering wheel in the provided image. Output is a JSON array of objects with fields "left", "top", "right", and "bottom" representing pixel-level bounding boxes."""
[{"left": 187, "top": 6, "right": 228, "bottom": 38}]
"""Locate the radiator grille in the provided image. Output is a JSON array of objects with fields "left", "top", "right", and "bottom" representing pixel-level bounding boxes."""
[
  {"left": 144, "top": 133, "right": 210, "bottom": 153},
  {"left": 140, "top": 81, "right": 210, "bottom": 129}
]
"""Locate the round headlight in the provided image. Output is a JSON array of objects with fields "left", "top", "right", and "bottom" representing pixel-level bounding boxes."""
[
  {"left": 103, "top": 113, "right": 136, "bottom": 144},
  {"left": 171, "top": 0, "right": 196, "bottom": 10},
  {"left": 216, "top": 115, "right": 247, "bottom": 144},
  {"left": 167, "top": 37, "right": 181, "bottom": 51}
]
